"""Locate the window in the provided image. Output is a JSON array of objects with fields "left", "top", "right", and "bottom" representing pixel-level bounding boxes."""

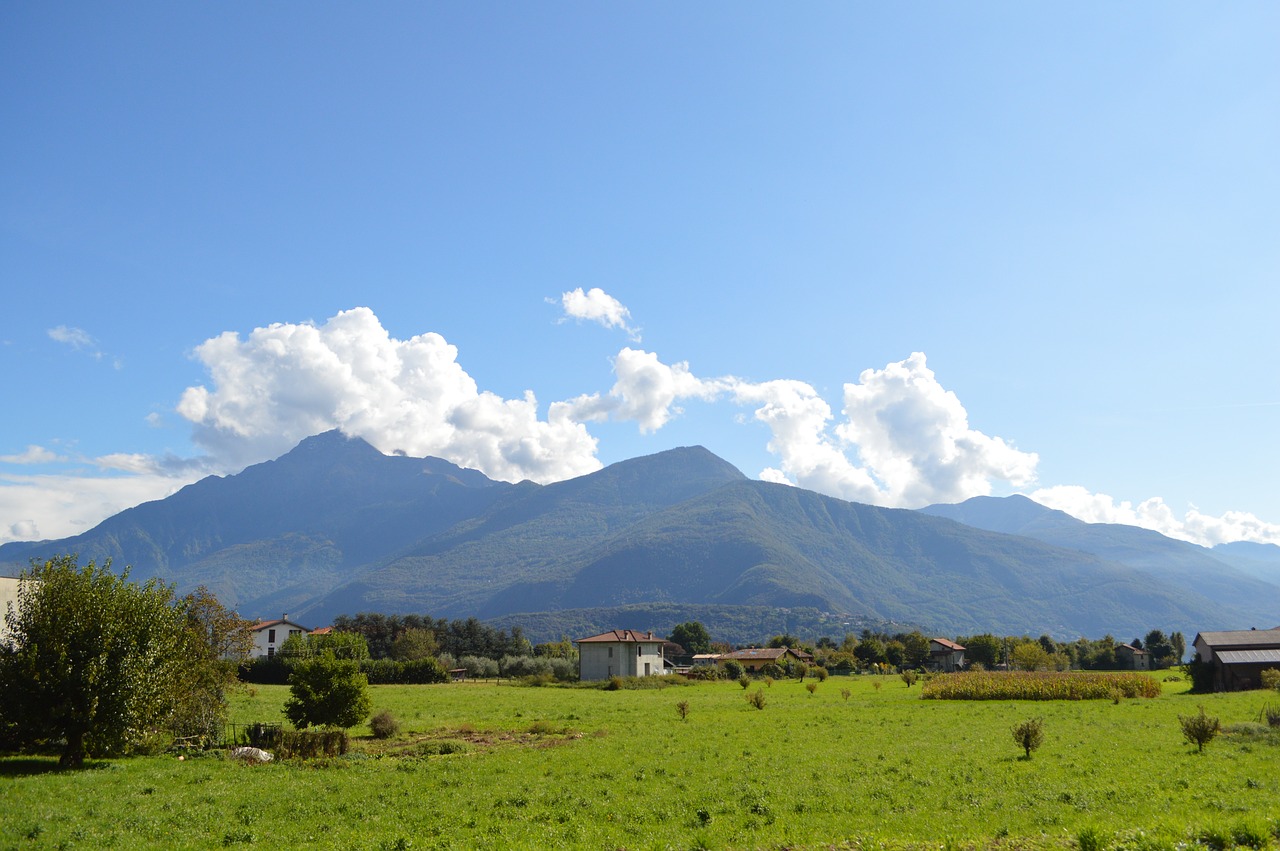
[
  {"left": 608, "top": 647, "right": 613, "bottom": 658},
  {"left": 638, "top": 646, "right": 643, "bottom": 657},
  {"left": 268, "top": 628, "right": 276, "bottom": 643},
  {"left": 267, "top": 647, "right": 275, "bottom": 658}
]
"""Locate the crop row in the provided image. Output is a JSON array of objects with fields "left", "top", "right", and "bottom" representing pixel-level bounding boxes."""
[{"left": 920, "top": 670, "right": 1162, "bottom": 700}]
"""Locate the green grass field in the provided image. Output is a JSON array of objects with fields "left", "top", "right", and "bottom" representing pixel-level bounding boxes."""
[{"left": 3, "top": 674, "right": 1279, "bottom": 850}]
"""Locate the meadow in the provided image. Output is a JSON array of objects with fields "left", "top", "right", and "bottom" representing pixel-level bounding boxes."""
[{"left": 3, "top": 674, "right": 1280, "bottom": 850}]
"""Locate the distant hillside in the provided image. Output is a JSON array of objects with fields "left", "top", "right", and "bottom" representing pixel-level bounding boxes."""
[
  {"left": 920, "top": 494, "right": 1280, "bottom": 633},
  {"left": 1211, "top": 541, "right": 1280, "bottom": 584},
  {"left": 2, "top": 433, "right": 1270, "bottom": 641}
]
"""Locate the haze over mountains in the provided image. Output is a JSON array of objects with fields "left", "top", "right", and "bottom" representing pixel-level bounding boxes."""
[{"left": 3, "top": 431, "right": 1276, "bottom": 644}]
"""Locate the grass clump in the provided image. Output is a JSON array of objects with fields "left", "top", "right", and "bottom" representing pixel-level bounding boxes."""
[{"left": 369, "top": 709, "right": 400, "bottom": 740}]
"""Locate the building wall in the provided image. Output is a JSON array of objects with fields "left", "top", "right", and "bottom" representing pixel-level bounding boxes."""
[
  {"left": 0, "top": 576, "right": 22, "bottom": 642},
  {"left": 579, "top": 642, "right": 665, "bottom": 681},
  {"left": 252, "top": 623, "right": 307, "bottom": 658}
]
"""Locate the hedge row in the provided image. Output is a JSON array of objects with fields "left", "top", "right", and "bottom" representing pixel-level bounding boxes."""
[{"left": 239, "top": 656, "right": 448, "bottom": 685}]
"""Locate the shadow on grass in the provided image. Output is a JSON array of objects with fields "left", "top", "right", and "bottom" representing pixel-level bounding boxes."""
[{"left": 0, "top": 757, "right": 114, "bottom": 776}]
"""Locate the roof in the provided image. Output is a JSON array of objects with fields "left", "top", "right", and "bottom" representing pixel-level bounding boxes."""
[
  {"left": 576, "top": 629, "right": 663, "bottom": 644},
  {"left": 1117, "top": 644, "right": 1148, "bottom": 654},
  {"left": 252, "top": 617, "right": 310, "bottom": 633},
  {"left": 1215, "top": 648, "right": 1280, "bottom": 665},
  {"left": 931, "top": 638, "right": 965, "bottom": 651},
  {"left": 310, "top": 627, "right": 333, "bottom": 635},
  {"left": 720, "top": 647, "right": 810, "bottom": 662},
  {"left": 1196, "top": 628, "right": 1280, "bottom": 649}
]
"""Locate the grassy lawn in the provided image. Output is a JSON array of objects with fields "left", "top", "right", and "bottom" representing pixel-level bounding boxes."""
[{"left": 3, "top": 674, "right": 1279, "bottom": 849}]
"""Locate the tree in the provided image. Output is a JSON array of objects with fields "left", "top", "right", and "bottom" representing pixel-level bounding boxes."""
[
  {"left": 964, "top": 634, "right": 1002, "bottom": 669},
  {"left": 900, "top": 631, "right": 931, "bottom": 669},
  {"left": 0, "top": 556, "right": 193, "bottom": 767},
  {"left": 669, "top": 622, "right": 712, "bottom": 655},
  {"left": 1179, "top": 706, "right": 1220, "bottom": 753},
  {"left": 1011, "top": 718, "right": 1045, "bottom": 759},
  {"left": 168, "top": 586, "right": 253, "bottom": 746},
  {"left": 390, "top": 628, "right": 438, "bottom": 661},
  {"left": 1170, "top": 631, "right": 1187, "bottom": 666},
  {"left": 284, "top": 654, "right": 372, "bottom": 730}
]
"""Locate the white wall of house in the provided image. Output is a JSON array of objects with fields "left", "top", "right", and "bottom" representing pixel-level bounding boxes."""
[
  {"left": 251, "top": 620, "right": 308, "bottom": 658},
  {"left": 0, "top": 576, "right": 21, "bottom": 643},
  {"left": 579, "top": 641, "right": 665, "bottom": 681}
]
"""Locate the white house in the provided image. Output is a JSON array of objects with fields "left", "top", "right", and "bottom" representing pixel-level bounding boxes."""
[
  {"left": 251, "top": 615, "right": 310, "bottom": 659},
  {"left": 576, "top": 629, "right": 667, "bottom": 681},
  {"left": 0, "top": 575, "right": 21, "bottom": 643}
]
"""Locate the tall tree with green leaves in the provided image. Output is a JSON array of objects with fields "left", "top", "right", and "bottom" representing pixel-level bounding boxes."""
[
  {"left": 669, "top": 622, "right": 712, "bottom": 655},
  {"left": 0, "top": 556, "right": 190, "bottom": 767},
  {"left": 284, "top": 654, "right": 372, "bottom": 730}
]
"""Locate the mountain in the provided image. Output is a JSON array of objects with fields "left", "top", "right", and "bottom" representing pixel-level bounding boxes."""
[
  {"left": 1210, "top": 541, "right": 1280, "bottom": 584},
  {"left": 919, "top": 494, "right": 1280, "bottom": 633},
  {"left": 1, "top": 434, "right": 1267, "bottom": 641}
]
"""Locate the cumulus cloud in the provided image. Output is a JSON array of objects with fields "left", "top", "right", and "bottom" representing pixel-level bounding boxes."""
[
  {"left": 565, "top": 347, "right": 1037, "bottom": 508},
  {"left": 835, "top": 353, "right": 1039, "bottom": 506},
  {"left": 177, "top": 307, "right": 602, "bottom": 483},
  {"left": 558, "top": 288, "right": 640, "bottom": 340},
  {"left": 0, "top": 445, "right": 64, "bottom": 465},
  {"left": 1030, "top": 485, "right": 1280, "bottom": 547},
  {"left": 564, "top": 348, "right": 726, "bottom": 433}
]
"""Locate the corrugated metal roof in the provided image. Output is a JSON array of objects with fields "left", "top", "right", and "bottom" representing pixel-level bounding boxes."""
[
  {"left": 1197, "top": 628, "right": 1280, "bottom": 648},
  {"left": 1216, "top": 648, "right": 1280, "bottom": 665}
]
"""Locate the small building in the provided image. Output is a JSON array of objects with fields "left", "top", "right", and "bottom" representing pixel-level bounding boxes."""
[
  {"left": 928, "top": 638, "right": 966, "bottom": 672},
  {"left": 718, "top": 647, "right": 813, "bottom": 673},
  {"left": 1193, "top": 627, "right": 1280, "bottom": 691},
  {"left": 690, "top": 653, "right": 723, "bottom": 668},
  {"left": 576, "top": 629, "right": 667, "bottom": 681},
  {"left": 1115, "top": 643, "right": 1151, "bottom": 671},
  {"left": 251, "top": 615, "right": 311, "bottom": 659}
]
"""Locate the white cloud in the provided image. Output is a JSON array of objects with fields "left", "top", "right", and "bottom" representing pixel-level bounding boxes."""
[
  {"left": 835, "top": 353, "right": 1039, "bottom": 506},
  {"left": 564, "top": 348, "right": 726, "bottom": 433},
  {"left": 177, "top": 307, "right": 602, "bottom": 483},
  {"left": 559, "top": 288, "right": 640, "bottom": 340},
  {"left": 0, "top": 445, "right": 64, "bottom": 465},
  {"left": 0, "top": 469, "right": 197, "bottom": 544},
  {"left": 1030, "top": 485, "right": 1280, "bottom": 547},
  {"left": 47, "top": 325, "right": 96, "bottom": 350}
]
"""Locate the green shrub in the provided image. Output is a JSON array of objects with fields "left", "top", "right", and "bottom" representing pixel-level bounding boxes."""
[
  {"left": 418, "top": 739, "right": 471, "bottom": 756},
  {"left": 811, "top": 666, "right": 829, "bottom": 682},
  {"left": 746, "top": 689, "right": 767, "bottom": 710},
  {"left": 841, "top": 688, "right": 851, "bottom": 702},
  {"left": 1259, "top": 703, "right": 1280, "bottom": 728},
  {"left": 901, "top": 670, "right": 919, "bottom": 688},
  {"left": 1260, "top": 668, "right": 1280, "bottom": 691},
  {"left": 685, "top": 665, "right": 720, "bottom": 681},
  {"left": 738, "top": 675, "right": 751, "bottom": 689},
  {"left": 369, "top": 710, "right": 399, "bottom": 740},
  {"left": 722, "top": 660, "right": 744, "bottom": 679},
  {"left": 1011, "top": 718, "right": 1045, "bottom": 758},
  {"left": 759, "top": 662, "right": 783, "bottom": 679},
  {"left": 284, "top": 655, "right": 372, "bottom": 730},
  {"left": 805, "top": 682, "right": 818, "bottom": 696},
  {"left": 676, "top": 700, "right": 690, "bottom": 722},
  {"left": 1179, "top": 706, "right": 1221, "bottom": 753}
]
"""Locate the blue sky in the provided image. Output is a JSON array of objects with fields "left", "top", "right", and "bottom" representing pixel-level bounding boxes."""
[{"left": 2, "top": 4, "right": 1278, "bottom": 547}]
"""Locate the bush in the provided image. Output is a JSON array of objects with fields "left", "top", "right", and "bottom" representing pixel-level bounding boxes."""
[
  {"left": 841, "top": 688, "right": 851, "bottom": 702},
  {"left": 418, "top": 739, "right": 470, "bottom": 756},
  {"left": 284, "top": 655, "right": 372, "bottom": 730},
  {"left": 737, "top": 675, "right": 751, "bottom": 689},
  {"left": 1011, "top": 718, "right": 1045, "bottom": 758},
  {"left": 1076, "top": 826, "right": 1109, "bottom": 851},
  {"left": 722, "top": 660, "right": 744, "bottom": 680},
  {"left": 805, "top": 682, "right": 818, "bottom": 696},
  {"left": 676, "top": 700, "right": 690, "bottom": 722},
  {"left": 901, "top": 670, "right": 919, "bottom": 688},
  {"left": 811, "top": 666, "right": 829, "bottom": 682},
  {"left": 369, "top": 710, "right": 399, "bottom": 740},
  {"left": 1259, "top": 703, "right": 1280, "bottom": 728},
  {"left": 1260, "top": 668, "right": 1280, "bottom": 691},
  {"left": 746, "top": 689, "right": 767, "bottom": 710},
  {"left": 685, "top": 665, "right": 720, "bottom": 681},
  {"left": 1179, "top": 706, "right": 1221, "bottom": 753}
]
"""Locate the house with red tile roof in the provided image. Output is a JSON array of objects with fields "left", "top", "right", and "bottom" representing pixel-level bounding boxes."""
[
  {"left": 928, "top": 638, "right": 966, "bottom": 672},
  {"left": 250, "top": 615, "right": 311, "bottom": 659},
  {"left": 575, "top": 629, "right": 667, "bottom": 681}
]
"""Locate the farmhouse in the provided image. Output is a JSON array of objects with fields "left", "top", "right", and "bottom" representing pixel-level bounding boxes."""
[
  {"left": 718, "top": 646, "right": 813, "bottom": 673},
  {"left": 928, "top": 638, "right": 966, "bottom": 672},
  {"left": 251, "top": 615, "right": 310, "bottom": 659},
  {"left": 576, "top": 629, "right": 667, "bottom": 681},
  {"left": 1193, "top": 627, "right": 1280, "bottom": 691},
  {"left": 1115, "top": 643, "right": 1150, "bottom": 671}
]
